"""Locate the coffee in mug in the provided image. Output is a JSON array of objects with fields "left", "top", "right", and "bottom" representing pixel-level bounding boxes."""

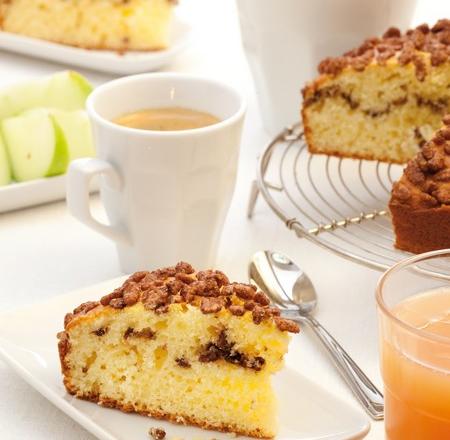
[{"left": 114, "top": 107, "right": 220, "bottom": 131}]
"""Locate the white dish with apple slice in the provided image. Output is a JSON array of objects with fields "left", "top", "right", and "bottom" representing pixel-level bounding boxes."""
[
  {"left": 0, "top": 17, "right": 191, "bottom": 75},
  {"left": 0, "top": 71, "right": 96, "bottom": 212},
  {"left": 0, "top": 174, "right": 66, "bottom": 213}
]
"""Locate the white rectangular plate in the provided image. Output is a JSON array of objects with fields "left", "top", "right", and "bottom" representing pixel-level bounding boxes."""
[
  {"left": 0, "top": 175, "right": 67, "bottom": 213},
  {"left": 0, "top": 18, "right": 190, "bottom": 75},
  {"left": 0, "top": 278, "right": 370, "bottom": 440},
  {"left": 0, "top": 174, "right": 99, "bottom": 213}
]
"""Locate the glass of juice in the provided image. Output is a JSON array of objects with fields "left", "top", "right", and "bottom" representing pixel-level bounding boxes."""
[{"left": 376, "top": 249, "right": 450, "bottom": 440}]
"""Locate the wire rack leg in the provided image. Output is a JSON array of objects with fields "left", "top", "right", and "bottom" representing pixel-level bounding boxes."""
[{"left": 247, "top": 180, "right": 260, "bottom": 219}]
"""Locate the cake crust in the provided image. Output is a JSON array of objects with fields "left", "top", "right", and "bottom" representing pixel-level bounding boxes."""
[
  {"left": 389, "top": 115, "right": 450, "bottom": 253},
  {"left": 58, "top": 262, "right": 299, "bottom": 438},
  {"left": 73, "top": 391, "right": 269, "bottom": 438}
]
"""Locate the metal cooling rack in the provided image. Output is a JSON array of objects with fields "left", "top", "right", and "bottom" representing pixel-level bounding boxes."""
[{"left": 247, "top": 122, "right": 450, "bottom": 275}]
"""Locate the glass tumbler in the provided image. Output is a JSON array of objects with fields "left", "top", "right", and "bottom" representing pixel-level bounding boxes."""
[{"left": 376, "top": 249, "right": 450, "bottom": 440}]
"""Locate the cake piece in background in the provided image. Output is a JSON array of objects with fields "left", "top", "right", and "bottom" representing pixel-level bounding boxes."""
[
  {"left": 302, "top": 19, "right": 450, "bottom": 164},
  {"left": 0, "top": 0, "right": 175, "bottom": 51},
  {"left": 390, "top": 115, "right": 450, "bottom": 253},
  {"left": 58, "top": 262, "right": 299, "bottom": 439}
]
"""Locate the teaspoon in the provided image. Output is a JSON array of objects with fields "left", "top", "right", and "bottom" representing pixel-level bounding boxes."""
[{"left": 249, "top": 250, "right": 384, "bottom": 420}]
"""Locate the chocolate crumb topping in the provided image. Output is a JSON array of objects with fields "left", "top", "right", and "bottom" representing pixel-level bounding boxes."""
[
  {"left": 443, "top": 115, "right": 450, "bottom": 125},
  {"left": 149, "top": 427, "right": 166, "bottom": 440},
  {"left": 232, "top": 283, "right": 256, "bottom": 300},
  {"left": 269, "top": 307, "right": 281, "bottom": 317},
  {"left": 427, "top": 153, "right": 445, "bottom": 172},
  {"left": 229, "top": 305, "right": 245, "bottom": 316},
  {"left": 441, "top": 128, "right": 450, "bottom": 140},
  {"left": 433, "top": 187, "right": 450, "bottom": 204},
  {"left": 175, "top": 272, "right": 194, "bottom": 284},
  {"left": 200, "top": 297, "right": 224, "bottom": 314},
  {"left": 244, "top": 301, "right": 255, "bottom": 311},
  {"left": 64, "top": 313, "right": 74, "bottom": 328},
  {"left": 130, "top": 271, "right": 147, "bottom": 282},
  {"left": 109, "top": 298, "right": 126, "bottom": 309},
  {"left": 175, "top": 261, "right": 195, "bottom": 274},
  {"left": 434, "top": 169, "right": 450, "bottom": 182},
  {"left": 64, "top": 301, "right": 99, "bottom": 327},
  {"left": 405, "top": 160, "right": 426, "bottom": 185},
  {"left": 317, "top": 19, "right": 450, "bottom": 80},
  {"left": 383, "top": 27, "right": 402, "bottom": 39},
  {"left": 64, "top": 261, "right": 299, "bottom": 333},
  {"left": 252, "top": 306, "right": 267, "bottom": 325},
  {"left": 392, "top": 182, "right": 411, "bottom": 201},
  {"left": 100, "top": 288, "right": 123, "bottom": 306},
  {"left": 391, "top": 116, "right": 450, "bottom": 209},
  {"left": 197, "top": 269, "right": 230, "bottom": 286},
  {"left": 254, "top": 291, "right": 270, "bottom": 306},
  {"left": 143, "top": 287, "right": 170, "bottom": 311},
  {"left": 123, "top": 288, "right": 139, "bottom": 306},
  {"left": 73, "top": 301, "right": 99, "bottom": 315},
  {"left": 274, "top": 317, "right": 301, "bottom": 333}
]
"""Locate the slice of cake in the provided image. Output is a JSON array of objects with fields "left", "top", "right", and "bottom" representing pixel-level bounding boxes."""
[
  {"left": 302, "top": 19, "right": 450, "bottom": 164},
  {"left": 57, "top": 262, "right": 299, "bottom": 438},
  {"left": 0, "top": 0, "right": 175, "bottom": 52},
  {"left": 389, "top": 115, "right": 450, "bottom": 253}
]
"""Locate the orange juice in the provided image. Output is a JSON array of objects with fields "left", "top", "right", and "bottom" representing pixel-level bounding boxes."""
[{"left": 380, "top": 288, "right": 450, "bottom": 440}]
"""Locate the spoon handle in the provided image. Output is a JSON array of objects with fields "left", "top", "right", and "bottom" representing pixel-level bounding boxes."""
[{"left": 297, "top": 314, "right": 384, "bottom": 420}]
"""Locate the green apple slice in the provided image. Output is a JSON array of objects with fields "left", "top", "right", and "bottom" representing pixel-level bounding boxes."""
[
  {"left": 46, "top": 115, "right": 70, "bottom": 177},
  {"left": 0, "top": 93, "right": 14, "bottom": 121},
  {"left": 52, "top": 109, "right": 95, "bottom": 161},
  {"left": 2, "top": 109, "right": 69, "bottom": 182},
  {"left": 4, "top": 81, "right": 47, "bottom": 117},
  {"left": 0, "top": 134, "right": 11, "bottom": 186},
  {"left": 0, "top": 71, "right": 93, "bottom": 120},
  {"left": 44, "top": 71, "right": 93, "bottom": 111}
]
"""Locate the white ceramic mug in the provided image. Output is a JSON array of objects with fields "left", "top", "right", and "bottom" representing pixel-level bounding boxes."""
[
  {"left": 237, "top": 0, "right": 417, "bottom": 135},
  {"left": 67, "top": 73, "right": 246, "bottom": 273}
]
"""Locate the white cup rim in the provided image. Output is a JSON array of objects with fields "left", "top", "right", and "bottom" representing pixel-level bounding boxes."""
[{"left": 86, "top": 72, "right": 246, "bottom": 138}]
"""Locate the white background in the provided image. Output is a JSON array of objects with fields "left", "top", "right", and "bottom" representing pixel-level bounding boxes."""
[{"left": 0, "top": 1, "right": 448, "bottom": 439}]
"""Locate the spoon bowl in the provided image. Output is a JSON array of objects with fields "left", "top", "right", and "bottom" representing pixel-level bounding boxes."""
[{"left": 249, "top": 250, "right": 316, "bottom": 312}]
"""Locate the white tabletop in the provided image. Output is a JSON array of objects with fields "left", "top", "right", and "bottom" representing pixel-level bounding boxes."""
[{"left": 0, "top": 1, "right": 448, "bottom": 439}]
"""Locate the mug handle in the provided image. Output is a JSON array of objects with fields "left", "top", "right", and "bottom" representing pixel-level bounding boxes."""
[{"left": 67, "top": 158, "right": 131, "bottom": 245}]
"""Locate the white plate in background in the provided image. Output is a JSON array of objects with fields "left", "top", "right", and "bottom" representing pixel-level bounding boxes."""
[
  {"left": 0, "top": 277, "right": 371, "bottom": 440},
  {"left": 0, "top": 18, "right": 191, "bottom": 75}
]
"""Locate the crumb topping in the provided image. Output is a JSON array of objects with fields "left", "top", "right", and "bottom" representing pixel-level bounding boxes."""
[
  {"left": 149, "top": 427, "right": 166, "bottom": 440},
  {"left": 63, "top": 262, "right": 300, "bottom": 334},
  {"left": 316, "top": 19, "right": 450, "bottom": 80},
  {"left": 391, "top": 115, "right": 450, "bottom": 209}
]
